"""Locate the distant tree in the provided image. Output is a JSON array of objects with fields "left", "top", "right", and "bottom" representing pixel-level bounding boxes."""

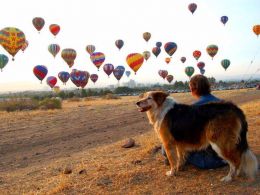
[
  {"left": 68, "top": 91, "right": 75, "bottom": 98},
  {"left": 114, "top": 87, "right": 133, "bottom": 94}
]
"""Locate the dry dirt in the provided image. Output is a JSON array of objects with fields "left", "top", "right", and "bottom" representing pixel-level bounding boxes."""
[{"left": 0, "top": 89, "right": 260, "bottom": 194}]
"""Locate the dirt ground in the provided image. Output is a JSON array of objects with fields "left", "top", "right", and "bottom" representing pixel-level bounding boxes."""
[{"left": 0, "top": 89, "right": 260, "bottom": 194}]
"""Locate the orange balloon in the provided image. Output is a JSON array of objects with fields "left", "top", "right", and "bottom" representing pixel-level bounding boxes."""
[
  {"left": 165, "top": 57, "right": 171, "bottom": 64},
  {"left": 253, "top": 25, "right": 260, "bottom": 37},
  {"left": 126, "top": 53, "right": 144, "bottom": 74}
]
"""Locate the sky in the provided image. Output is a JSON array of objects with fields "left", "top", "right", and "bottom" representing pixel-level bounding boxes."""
[{"left": 0, "top": 0, "right": 260, "bottom": 92}]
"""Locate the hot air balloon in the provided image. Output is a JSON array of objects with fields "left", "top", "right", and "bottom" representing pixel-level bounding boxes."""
[
  {"left": 125, "top": 70, "right": 131, "bottom": 77},
  {"left": 90, "top": 74, "right": 98, "bottom": 84},
  {"left": 61, "top": 48, "right": 77, "bottom": 68},
  {"left": 188, "top": 3, "right": 197, "bottom": 14},
  {"left": 86, "top": 45, "right": 96, "bottom": 55},
  {"left": 49, "top": 24, "right": 60, "bottom": 37},
  {"left": 197, "top": 61, "right": 205, "bottom": 70},
  {"left": 221, "top": 59, "right": 231, "bottom": 71},
  {"left": 164, "top": 42, "right": 177, "bottom": 57},
  {"left": 158, "top": 70, "right": 168, "bottom": 79},
  {"left": 113, "top": 66, "right": 125, "bottom": 81},
  {"left": 143, "top": 32, "right": 151, "bottom": 42},
  {"left": 221, "top": 16, "right": 228, "bottom": 26},
  {"left": 206, "top": 44, "right": 218, "bottom": 59},
  {"left": 21, "top": 40, "right": 29, "bottom": 52},
  {"left": 115, "top": 39, "right": 124, "bottom": 50},
  {"left": 70, "top": 69, "right": 84, "bottom": 88},
  {"left": 48, "top": 44, "right": 60, "bottom": 58},
  {"left": 0, "top": 54, "right": 9, "bottom": 72},
  {"left": 46, "top": 76, "right": 57, "bottom": 88},
  {"left": 185, "top": 66, "right": 195, "bottom": 78},
  {"left": 0, "top": 27, "right": 26, "bottom": 60},
  {"left": 200, "top": 68, "right": 205, "bottom": 75},
  {"left": 80, "top": 71, "right": 90, "bottom": 88},
  {"left": 143, "top": 51, "right": 151, "bottom": 61},
  {"left": 58, "top": 71, "right": 70, "bottom": 85},
  {"left": 156, "top": 42, "right": 162, "bottom": 48},
  {"left": 90, "top": 52, "right": 105, "bottom": 70},
  {"left": 53, "top": 86, "right": 60, "bottom": 93},
  {"left": 253, "top": 25, "right": 260, "bottom": 37},
  {"left": 180, "top": 57, "right": 186, "bottom": 63},
  {"left": 32, "top": 17, "right": 45, "bottom": 33},
  {"left": 152, "top": 47, "right": 161, "bottom": 58},
  {"left": 33, "top": 65, "right": 48, "bottom": 83},
  {"left": 103, "top": 63, "right": 114, "bottom": 77},
  {"left": 166, "top": 75, "right": 174, "bottom": 83},
  {"left": 193, "top": 50, "right": 201, "bottom": 61},
  {"left": 165, "top": 57, "right": 171, "bottom": 64},
  {"left": 126, "top": 53, "right": 144, "bottom": 74}
]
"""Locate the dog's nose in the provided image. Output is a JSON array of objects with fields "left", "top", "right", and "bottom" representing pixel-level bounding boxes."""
[{"left": 136, "top": 101, "right": 141, "bottom": 106}]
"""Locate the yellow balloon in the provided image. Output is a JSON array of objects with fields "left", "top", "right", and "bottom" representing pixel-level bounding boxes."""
[
  {"left": 126, "top": 53, "right": 144, "bottom": 74},
  {"left": 0, "top": 27, "right": 26, "bottom": 60}
]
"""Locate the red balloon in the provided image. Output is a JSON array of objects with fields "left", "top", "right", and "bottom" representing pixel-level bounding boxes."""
[
  {"left": 158, "top": 70, "right": 168, "bottom": 79},
  {"left": 90, "top": 74, "right": 98, "bottom": 84},
  {"left": 46, "top": 76, "right": 57, "bottom": 88},
  {"left": 49, "top": 24, "right": 60, "bottom": 37},
  {"left": 193, "top": 50, "right": 201, "bottom": 61},
  {"left": 197, "top": 61, "right": 205, "bottom": 69}
]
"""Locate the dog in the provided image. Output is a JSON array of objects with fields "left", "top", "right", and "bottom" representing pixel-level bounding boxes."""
[{"left": 136, "top": 91, "right": 258, "bottom": 182}]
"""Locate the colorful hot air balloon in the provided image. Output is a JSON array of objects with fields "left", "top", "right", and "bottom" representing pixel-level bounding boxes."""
[
  {"left": 70, "top": 69, "right": 84, "bottom": 88},
  {"left": 206, "top": 44, "right": 218, "bottom": 59},
  {"left": 126, "top": 53, "right": 144, "bottom": 74},
  {"left": 90, "top": 74, "right": 99, "bottom": 84},
  {"left": 193, "top": 50, "right": 201, "bottom": 61},
  {"left": 164, "top": 42, "right": 177, "bottom": 57},
  {"left": 61, "top": 48, "right": 77, "bottom": 68},
  {"left": 58, "top": 71, "right": 70, "bottom": 85},
  {"left": 197, "top": 61, "right": 205, "bottom": 70},
  {"left": 32, "top": 17, "right": 45, "bottom": 33},
  {"left": 86, "top": 45, "right": 96, "bottom": 55},
  {"left": 80, "top": 71, "right": 90, "bottom": 88},
  {"left": 49, "top": 24, "right": 60, "bottom": 37},
  {"left": 180, "top": 57, "right": 186, "bottom": 63},
  {"left": 221, "top": 59, "right": 231, "bottom": 71},
  {"left": 221, "top": 16, "right": 228, "bottom": 26},
  {"left": 103, "top": 63, "right": 114, "bottom": 77},
  {"left": 0, "top": 54, "right": 9, "bottom": 71},
  {"left": 47, "top": 76, "right": 57, "bottom": 88},
  {"left": 113, "top": 66, "right": 125, "bottom": 81},
  {"left": 21, "top": 40, "right": 29, "bottom": 52},
  {"left": 125, "top": 70, "right": 131, "bottom": 77},
  {"left": 0, "top": 27, "right": 26, "bottom": 60},
  {"left": 152, "top": 47, "right": 161, "bottom": 58},
  {"left": 48, "top": 44, "right": 60, "bottom": 58},
  {"left": 188, "top": 3, "right": 197, "bottom": 14},
  {"left": 156, "top": 42, "right": 162, "bottom": 48},
  {"left": 165, "top": 57, "right": 171, "bottom": 64},
  {"left": 115, "top": 39, "right": 124, "bottom": 50},
  {"left": 143, "top": 32, "right": 151, "bottom": 42},
  {"left": 33, "top": 65, "right": 48, "bottom": 83},
  {"left": 158, "top": 70, "right": 168, "bottom": 79},
  {"left": 90, "top": 52, "right": 105, "bottom": 70},
  {"left": 143, "top": 51, "right": 151, "bottom": 61},
  {"left": 185, "top": 66, "right": 195, "bottom": 78},
  {"left": 200, "top": 68, "right": 205, "bottom": 75},
  {"left": 166, "top": 75, "right": 174, "bottom": 83},
  {"left": 253, "top": 25, "right": 260, "bottom": 37}
]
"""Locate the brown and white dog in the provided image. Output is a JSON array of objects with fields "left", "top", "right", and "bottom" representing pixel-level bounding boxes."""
[{"left": 136, "top": 91, "right": 258, "bottom": 182}]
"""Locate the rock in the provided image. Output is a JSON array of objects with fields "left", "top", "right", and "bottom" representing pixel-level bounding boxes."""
[
  {"left": 97, "top": 177, "right": 112, "bottom": 186},
  {"left": 150, "top": 145, "right": 162, "bottom": 155},
  {"left": 78, "top": 169, "right": 87, "bottom": 175},
  {"left": 121, "top": 138, "right": 135, "bottom": 148},
  {"left": 63, "top": 166, "right": 72, "bottom": 174}
]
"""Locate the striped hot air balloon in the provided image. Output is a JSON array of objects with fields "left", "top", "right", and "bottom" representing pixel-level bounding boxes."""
[
  {"left": 126, "top": 53, "right": 144, "bottom": 74},
  {"left": 206, "top": 44, "right": 218, "bottom": 59},
  {"left": 103, "top": 63, "right": 114, "bottom": 77},
  {"left": 61, "top": 48, "right": 77, "bottom": 68},
  {"left": 164, "top": 42, "right": 177, "bottom": 57},
  {"left": 185, "top": 66, "right": 195, "bottom": 78},
  {"left": 33, "top": 65, "right": 48, "bottom": 83},
  {"left": 90, "top": 52, "right": 105, "bottom": 70},
  {"left": 221, "top": 59, "right": 231, "bottom": 71}
]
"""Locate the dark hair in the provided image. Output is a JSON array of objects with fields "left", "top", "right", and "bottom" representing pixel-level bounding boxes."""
[{"left": 189, "top": 74, "right": 211, "bottom": 96}]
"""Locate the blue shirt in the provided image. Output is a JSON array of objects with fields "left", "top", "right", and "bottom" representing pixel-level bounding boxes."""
[{"left": 193, "top": 94, "right": 220, "bottom": 105}]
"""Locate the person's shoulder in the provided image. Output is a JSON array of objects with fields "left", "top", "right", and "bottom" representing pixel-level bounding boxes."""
[{"left": 193, "top": 94, "right": 221, "bottom": 105}]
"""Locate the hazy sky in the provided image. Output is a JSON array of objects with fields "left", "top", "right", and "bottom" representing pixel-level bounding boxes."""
[{"left": 0, "top": 0, "right": 260, "bottom": 92}]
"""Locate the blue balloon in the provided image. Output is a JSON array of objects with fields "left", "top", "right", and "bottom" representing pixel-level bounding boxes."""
[
  {"left": 221, "top": 16, "right": 228, "bottom": 25},
  {"left": 125, "top": 71, "right": 131, "bottom": 77},
  {"left": 156, "top": 42, "right": 162, "bottom": 48},
  {"left": 164, "top": 42, "right": 177, "bottom": 57},
  {"left": 113, "top": 66, "right": 125, "bottom": 81},
  {"left": 200, "top": 68, "right": 205, "bottom": 75},
  {"left": 58, "top": 71, "right": 70, "bottom": 85}
]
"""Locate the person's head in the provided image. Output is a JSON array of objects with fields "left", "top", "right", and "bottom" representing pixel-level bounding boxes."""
[{"left": 189, "top": 74, "right": 211, "bottom": 98}]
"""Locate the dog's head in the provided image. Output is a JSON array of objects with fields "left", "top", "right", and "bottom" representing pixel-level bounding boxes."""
[{"left": 136, "top": 91, "right": 169, "bottom": 112}]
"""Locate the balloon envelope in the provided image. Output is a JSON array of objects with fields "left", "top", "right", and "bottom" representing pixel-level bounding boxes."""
[
  {"left": 253, "top": 25, "right": 260, "bottom": 37},
  {"left": 221, "top": 16, "right": 228, "bottom": 25},
  {"left": 49, "top": 24, "right": 60, "bottom": 37},
  {"left": 61, "top": 48, "right": 77, "bottom": 68},
  {"left": 164, "top": 42, "right": 177, "bottom": 57},
  {"left": 86, "top": 45, "right": 95, "bottom": 55},
  {"left": 158, "top": 70, "right": 168, "bottom": 79},
  {"left": 188, "top": 3, "right": 197, "bottom": 14},
  {"left": 126, "top": 53, "right": 144, "bottom": 74},
  {"left": 143, "top": 32, "right": 151, "bottom": 42},
  {"left": 143, "top": 51, "right": 151, "bottom": 61},
  {"left": 193, "top": 50, "right": 201, "bottom": 61},
  {"left": 156, "top": 42, "right": 162, "bottom": 48},
  {"left": 206, "top": 44, "right": 218, "bottom": 59},
  {"left": 152, "top": 47, "right": 161, "bottom": 57},
  {"left": 113, "top": 66, "right": 125, "bottom": 81},
  {"left": 180, "top": 57, "right": 186, "bottom": 63},
  {"left": 103, "top": 63, "right": 114, "bottom": 77},
  {"left": 32, "top": 17, "right": 45, "bottom": 32},
  {"left": 46, "top": 76, "right": 57, "bottom": 88},
  {"left": 125, "top": 71, "right": 131, "bottom": 77},
  {"left": 48, "top": 44, "right": 60, "bottom": 58},
  {"left": 33, "top": 65, "right": 48, "bottom": 83},
  {"left": 90, "top": 52, "right": 105, "bottom": 70},
  {"left": 21, "top": 40, "right": 29, "bottom": 52},
  {"left": 165, "top": 57, "right": 171, "bottom": 64},
  {"left": 166, "top": 75, "right": 174, "bottom": 83},
  {"left": 185, "top": 66, "right": 195, "bottom": 78},
  {"left": 197, "top": 61, "right": 205, "bottom": 70},
  {"left": 221, "top": 59, "right": 231, "bottom": 70},
  {"left": 115, "top": 39, "right": 124, "bottom": 50},
  {"left": 58, "top": 71, "right": 70, "bottom": 85},
  {"left": 90, "top": 74, "right": 98, "bottom": 83},
  {"left": 0, "top": 54, "right": 9, "bottom": 71}
]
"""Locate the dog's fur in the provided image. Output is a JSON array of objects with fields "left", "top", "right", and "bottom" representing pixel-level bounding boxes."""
[{"left": 136, "top": 91, "right": 258, "bottom": 182}]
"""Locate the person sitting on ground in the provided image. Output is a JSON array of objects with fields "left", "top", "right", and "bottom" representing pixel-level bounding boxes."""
[{"left": 162, "top": 74, "right": 227, "bottom": 169}]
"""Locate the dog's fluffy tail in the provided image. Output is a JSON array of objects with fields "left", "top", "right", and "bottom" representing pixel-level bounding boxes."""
[{"left": 241, "top": 149, "right": 258, "bottom": 179}]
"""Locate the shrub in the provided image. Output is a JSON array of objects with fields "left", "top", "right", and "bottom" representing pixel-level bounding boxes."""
[
  {"left": 67, "top": 97, "right": 81, "bottom": 102},
  {"left": 39, "top": 98, "right": 62, "bottom": 110},
  {"left": 0, "top": 98, "right": 39, "bottom": 112},
  {"left": 102, "top": 93, "right": 120, "bottom": 100}
]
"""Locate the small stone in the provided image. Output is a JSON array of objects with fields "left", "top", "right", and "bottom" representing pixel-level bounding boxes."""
[
  {"left": 78, "top": 169, "right": 87, "bottom": 175},
  {"left": 63, "top": 166, "right": 72, "bottom": 174},
  {"left": 97, "top": 177, "right": 112, "bottom": 186},
  {"left": 121, "top": 138, "right": 135, "bottom": 148}
]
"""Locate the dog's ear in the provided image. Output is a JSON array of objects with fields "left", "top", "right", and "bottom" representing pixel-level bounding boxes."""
[{"left": 152, "top": 91, "right": 169, "bottom": 106}]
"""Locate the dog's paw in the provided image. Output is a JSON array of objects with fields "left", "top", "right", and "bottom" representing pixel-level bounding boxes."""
[
  {"left": 220, "top": 175, "right": 232, "bottom": 182},
  {"left": 166, "top": 170, "right": 176, "bottom": 176}
]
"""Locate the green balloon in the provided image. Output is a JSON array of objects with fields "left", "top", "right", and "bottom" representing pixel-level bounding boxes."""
[
  {"left": 221, "top": 59, "right": 230, "bottom": 70},
  {"left": 185, "top": 66, "right": 195, "bottom": 77},
  {"left": 0, "top": 54, "right": 9, "bottom": 71}
]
